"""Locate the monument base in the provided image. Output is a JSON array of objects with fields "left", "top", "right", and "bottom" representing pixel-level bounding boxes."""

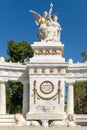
[
  {"left": 26, "top": 112, "right": 67, "bottom": 126},
  {"left": 26, "top": 112, "right": 67, "bottom": 120}
]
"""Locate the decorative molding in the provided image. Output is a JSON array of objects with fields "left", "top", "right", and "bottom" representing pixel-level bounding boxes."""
[
  {"left": 33, "top": 80, "right": 62, "bottom": 102},
  {"left": 34, "top": 49, "right": 62, "bottom": 56},
  {"left": 36, "top": 91, "right": 58, "bottom": 100},
  {"left": 33, "top": 80, "right": 37, "bottom": 104},
  {"left": 42, "top": 68, "right": 45, "bottom": 73},
  {"left": 49, "top": 68, "right": 54, "bottom": 73},
  {"left": 57, "top": 80, "right": 62, "bottom": 104},
  {"left": 45, "top": 50, "right": 50, "bottom": 55},
  {"left": 57, "top": 68, "right": 62, "bottom": 73},
  {"left": 34, "top": 68, "right": 37, "bottom": 73},
  {"left": 52, "top": 50, "right": 57, "bottom": 55},
  {"left": 35, "top": 105, "right": 55, "bottom": 112}
]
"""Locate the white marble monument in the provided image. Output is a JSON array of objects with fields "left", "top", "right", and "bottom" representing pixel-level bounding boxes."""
[
  {"left": 26, "top": 3, "right": 68, "bottom": 126},
  {"left": 0, "top": 3, "right": 87, "bottom": 127}
]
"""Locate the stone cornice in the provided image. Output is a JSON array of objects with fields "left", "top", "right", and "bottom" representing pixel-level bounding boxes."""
[
  {"left": 68, "top": 63, "right": 87, "bottom": 70},
  {"left": 65, "top": 79, "right": 75, "bottom": 85},
  {"left": 0, "top": 62, "right": 28, "bottom": 83},
  {"left": 26, "top": 62, "right": 68, "bottom": 68},
  {"left": 0, "top": 62, "right": 27, "bottom": 71}
]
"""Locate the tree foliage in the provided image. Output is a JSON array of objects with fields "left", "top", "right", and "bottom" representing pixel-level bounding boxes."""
[
  {"left": 74, "top": 82, "right": 87, "bottom": 114},
  {"left": 74, "top": 51, "right": 87, "bottom": 114},
  {"left": 6, "top": 82, "right": 23, "bottom": 114},
  {"left": 81, "top": 51, "right": 87, "bottom": 62},
  {"left": 7, "top": 40, "right": 34, "bottom": 62},
  {"left": 74, "top": 82, "right": 84, "bottom": 101},
  {"left": 6, "top": 40, "right": 34, "bottom": 114}
]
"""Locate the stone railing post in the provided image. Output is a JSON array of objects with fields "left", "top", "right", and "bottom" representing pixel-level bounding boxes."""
[
  {"left": 22, "top": 82, "right": 29, "bottom": 118},
  {"left": 0, "top": 82, "right": 6, "bottom": 114}
]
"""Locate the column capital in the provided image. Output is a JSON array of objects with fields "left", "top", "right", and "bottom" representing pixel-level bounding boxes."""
[
  {"left": 21, "top": 81, "right": 29, "bottom": 86},
  {"left": 66, "top": 80, "right": 75, "bottom": 85},
  {"left": 0, "top": 81, "right": 7, "bottom": 84}
]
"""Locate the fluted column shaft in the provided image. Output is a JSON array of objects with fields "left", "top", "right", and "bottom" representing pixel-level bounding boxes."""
[
  {"left": 22, "top": 82, "right": 29, "bottom": 118},
  {"left": 67, "top": 83, "right": 74, "bottom": 115}
]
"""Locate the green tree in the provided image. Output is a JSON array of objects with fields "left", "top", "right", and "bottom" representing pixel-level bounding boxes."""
[
  {"left": 6, "top": 40, "right": 34, "bottom": 113},
  {"left": 82, "top": 86, "right": 87, "bottom": 114},
  {"left": 74, "top": 51, "right": 87, "bottom": 114},
  {"left": 81, "top": 51, "right": 87, "bottom": 62},
  {"left": 74, "top": 82, "right": 84, "bottom": 101},
  {"left": 74, "top": 82, "right": 84, "bottom": 113},
  {"left": 7, "top": 40, "right": 34, "bottom": 63},
  {"left": 81, "top": 51, "right": 87, "bottom": 113},
  {"left": 6, "top": 82, "right": 23, "bottom": 114}
]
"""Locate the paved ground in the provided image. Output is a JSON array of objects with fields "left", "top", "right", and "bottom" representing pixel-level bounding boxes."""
[{"left": 0, "top": 126, "right": 87, "bottom": 130}]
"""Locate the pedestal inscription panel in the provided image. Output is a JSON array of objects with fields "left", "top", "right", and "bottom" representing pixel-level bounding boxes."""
[{"left": 40, "top": 81, "right": 54, "bottom": 94}]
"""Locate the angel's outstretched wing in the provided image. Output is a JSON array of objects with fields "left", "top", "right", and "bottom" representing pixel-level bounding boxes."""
[{"left": 29, "top": 10, "right": 41, "bottom": 21}]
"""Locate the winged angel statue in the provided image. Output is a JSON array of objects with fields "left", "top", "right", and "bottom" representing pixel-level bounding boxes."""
[{"left": 29, "top": 3, "right": 61, "bottom": 42}]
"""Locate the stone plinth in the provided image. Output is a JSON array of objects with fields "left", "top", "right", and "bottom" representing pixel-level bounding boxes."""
[
  {"left": 30, "top": 41, "right": 65, "bottom": 63},
  {"left": 26, "top": 113, "right": 67, "bottom": 120},
  {"left": 26, "top": 113, "right": 67, "bottom": 126}
]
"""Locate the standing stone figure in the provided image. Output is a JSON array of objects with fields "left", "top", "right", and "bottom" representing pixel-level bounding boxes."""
[{"left": 29, "top": 3, "right": 61, "bottom": 42}]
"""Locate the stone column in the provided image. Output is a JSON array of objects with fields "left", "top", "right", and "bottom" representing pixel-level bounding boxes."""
[
  {"left": 0, "top": 82, "right": 6, "bottom": 114},
  {"left": 67, "top": 82, "right": 74, "bottom": 115},
  {"left": 22, "top": 82, "right": 29, "bottom": 118}
]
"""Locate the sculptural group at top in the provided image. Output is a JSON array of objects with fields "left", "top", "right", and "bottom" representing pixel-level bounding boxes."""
[{"left": 30, "top": 3, "right": 61, "bottom": 42}]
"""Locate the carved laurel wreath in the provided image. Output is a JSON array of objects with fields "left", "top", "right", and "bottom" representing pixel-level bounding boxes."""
[{"left": 40, "top": 80, "right": 54, "bottom": 94}]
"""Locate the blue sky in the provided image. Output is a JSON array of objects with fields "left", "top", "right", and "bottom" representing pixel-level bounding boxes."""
[{"left": 0, "top": 0, "right": 87, "bottom": 63}]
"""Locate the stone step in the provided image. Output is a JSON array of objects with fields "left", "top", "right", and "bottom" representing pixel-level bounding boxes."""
[
  {"left": 75, "top": 120, "right": 87, "bottom": 122},
  {"left": 0, "top": 114, "right": 16, "bottom": 126},
  {"left": 75, "top": 114, "right": 87, "bottom": 122},
  {"left": 0, "top": 114, "right": 15, "bottom": 119},
  {"left": 0, "top": 118, "right": 15, "bottom": 123},
  {"left": 0, "top": 123, "right": 16, "bottom": 126}
]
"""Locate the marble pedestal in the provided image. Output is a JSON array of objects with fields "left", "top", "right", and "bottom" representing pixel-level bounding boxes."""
[{"left": 26, "top": 41, "right": 68, "bottom": 126}]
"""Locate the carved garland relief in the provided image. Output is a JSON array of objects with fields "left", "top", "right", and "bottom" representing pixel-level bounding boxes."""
[
  {"left": 34, "top": 49, "right": 62, "bottom": 56},
  {"left": 33, "top": 80, "right": 62, "bottom": 104}
]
